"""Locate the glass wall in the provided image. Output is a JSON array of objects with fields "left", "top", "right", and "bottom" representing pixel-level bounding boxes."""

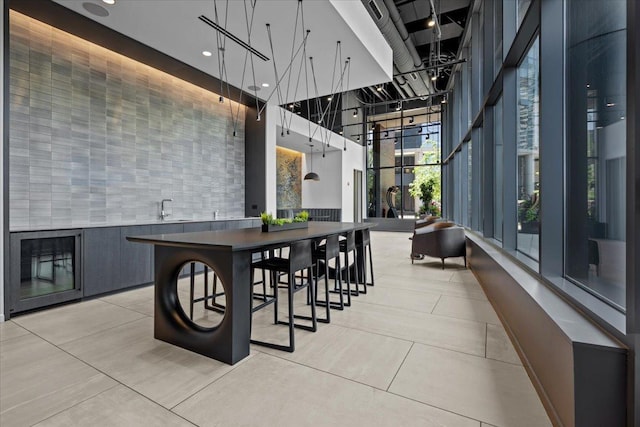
[
  {"left": 566, "top": 0, "right": 626, "bottom": 309},
  {"left": 517, "top": 0, "right": 532, "bottom": 28},
  {"left": 467, "top": 141, "right": 473, "bottom": 227},
  {"left": 516, "top": 37, "right": 540, "bottom": 260},
  {"left": 494, "top": 97, "right": 503, "bottom": 241},
  {"left": 366, "top": 112, "right": 442, "bottom": 219},
  {"left": 438, "top": 1, "right": 637, "bottom": 419},
  {"left": 441, "top": 0, "right": 631, "bottom": 317},
  {"left": 493, "top": 0, "right": 503, "bottom": 76}
]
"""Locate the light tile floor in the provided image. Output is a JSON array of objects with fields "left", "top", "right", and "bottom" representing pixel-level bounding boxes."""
[{"left": 0, "top": 231, "right": 551, "bottom": 427}]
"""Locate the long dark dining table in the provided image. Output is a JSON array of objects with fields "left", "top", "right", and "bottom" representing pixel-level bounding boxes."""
[{"left": 127, "top": 221, "right": 374, "bottom": 365}]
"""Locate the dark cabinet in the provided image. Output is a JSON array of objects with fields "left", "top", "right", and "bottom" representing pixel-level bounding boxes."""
[
  {"left": 9, "top": 230, "right": 83, "bottom": 315},
  {"left": 184, "top": 223, "right": 211, "bottom": 271},
  {"left": 120, "top": 225, "right": 153, "bottom": 288},
  {"left": 150, "top": 223, "right": 184, "bottom": 236},
  {"left": 227, "top": 219, "right": 256, "bottom": 229},
  {"left": 183, "top": 222, "right": 210, "bottom": 233},
  {"left": 210, "top": 221, "right": 226, "bottom": 231},
  {"left": 83, "top": 227, "right": 121, "bottom": 297}
]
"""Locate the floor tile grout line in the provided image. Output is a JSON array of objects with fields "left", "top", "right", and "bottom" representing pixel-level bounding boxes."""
[
  {"left": 328, "top": 321, "right": 524, "bottom": 366},
  {"left": 345, "top": 296, "right": 499, "bottom": 328},
  {"left": 368, "top": 283, "right": 489, "bottom": 302},
  {"left": 247, "top": 350, "right": 409, "bottom": 395},
  {"left": 485, "top": 323, "right": 488, "bottom": 358},
  {"left": 359, "top": 284, "right": 449, "bottom": 298},
  {"left": 386, "top": 341, "right": 414, "bottom": 392},
  {"left": 430, "top": 294, "right": 443, "bottom": 314},
  {"left": 485, "top": 355, "right": 524, "bottom": 367},
  {"left": 353, "top": 298, "right": 447, "bottom": 318},
  {"left": 99, "top": 298, "right": 153, "bottom": 318},
  {"left": 21, "top": 325, "right": 199, "bottom": 427},
  {"left": 0, "top": 322, "right": 33, "bottom": 344},
  {"left": 28, "top": 314, "right": 148, "bottom": 349},
  {"left": 168, "top": 356, "right": 258, "bottom": 411},
  {"left": 383, "top": 389, "right": 488, "bottom": 426},
  {"left": 27, "top": 382, "right": 122, "bottom": 426},
  {"left": 4, "top": 331, "right": 152, "bottom": 425}
]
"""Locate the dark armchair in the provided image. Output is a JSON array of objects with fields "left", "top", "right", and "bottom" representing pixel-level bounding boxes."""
[
  {"left": 410, "top": 222, "right": 466, "bottom": 269},
  {"left": 414, "top": 215, "right": 440, "bottom": 230}
]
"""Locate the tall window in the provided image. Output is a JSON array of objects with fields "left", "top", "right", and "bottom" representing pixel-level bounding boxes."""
[
  {"left": 517, "top": 0, "right": 532, "bottom": 28},
  {"left": 467, "top": 141, "right": 473, "bottom": 227},
  {"left": 493, "top": 0, "right": 503, "bottom": 76},
  {"left": 516, "top": 37, "right": 540, "bottom": 260},
  {"left": 566, "top": 0, "right": 626, "bottom": 309},
  {"left": 494, "top": 97, "right": 503, "bottom": 241},
  {"left": 366, "top": 111, "right": 442, "bottom": 219}
]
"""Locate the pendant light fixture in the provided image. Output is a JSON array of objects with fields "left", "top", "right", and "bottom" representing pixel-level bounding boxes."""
[{"left": 304, "top": 144, "right": 320, "bottom": 181}]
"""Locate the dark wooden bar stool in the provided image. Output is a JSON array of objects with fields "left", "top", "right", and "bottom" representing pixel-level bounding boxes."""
[
  {"left": 356, "top": 228, "right": 374, "bottom": 290},
  {"left": 188, "top": 251, "right": 272, "bottom": 321},
  {"left": 188, "top": 263, "right": 223, "bottom": 320},
  {"left": 250, "top": 239, "right": 317, "bottom": 352},
  {"left": 331, "top": 230, "right": 359, "bottom": 302},
  {"left": 312, "top": 234, "right": 344, "bottom": 322}
]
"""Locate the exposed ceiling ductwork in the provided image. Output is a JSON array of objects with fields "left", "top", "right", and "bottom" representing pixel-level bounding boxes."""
[{"left": 363, "top": 0, "right": 435, "bottom": 97}]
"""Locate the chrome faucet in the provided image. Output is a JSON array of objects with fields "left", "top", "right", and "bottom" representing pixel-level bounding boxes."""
[{"left": 160, "top": 199, "right": 173, "bottom": 220}]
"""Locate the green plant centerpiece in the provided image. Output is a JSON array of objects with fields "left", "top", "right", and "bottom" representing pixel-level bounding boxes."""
[{"left": 260, "top": 211, "right": 309, "bottom": 232}]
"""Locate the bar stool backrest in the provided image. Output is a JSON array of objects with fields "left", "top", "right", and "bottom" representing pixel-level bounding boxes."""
[
  {"left": 356, "top": 228, "right": 370, "bottom": 246},
  {"left": 288, "top": 239, "right": 313, "bottom": 272},
  {"left": 342, "top": 231, "right": 356, "bottom": 251},
  {"left": 323, "top": 234, "right": 340, "bottom": 259}
]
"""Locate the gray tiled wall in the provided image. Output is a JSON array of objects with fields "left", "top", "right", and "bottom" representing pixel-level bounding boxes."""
[{"left": 9, "top": 12, "right": 246, "bottom": 230}]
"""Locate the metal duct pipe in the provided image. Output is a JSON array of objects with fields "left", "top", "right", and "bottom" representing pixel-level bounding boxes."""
[
  {"left": 393, "top": 66, "right": 416, "bottom": 98},
  {"left": 384, "top": 0, "right": 421, "bottom": 68},
  {"left": 391, "top": 80, "right": 408, "bottom": 99},
  {"left": 363, "top": 0, "right": 432, "bottom": 96},
  {"left": 383, "top": 0, "right": 435, "bottom": 93}
]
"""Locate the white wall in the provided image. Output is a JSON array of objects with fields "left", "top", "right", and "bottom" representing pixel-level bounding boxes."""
[
  {"left": 341, "top": 138, "right": 366, "bottom": 222},
  {"left": 266, "top": 104, "right": 366, "bottom": 221},
  {"left": 302, "top": 150, "right": 342, "bottom": 209},
  {"left": 1, "top": 0, "right": 5, "bottom": 322},
  {"left": 265, "top": 106, "right": 278, "bottom": 214}
]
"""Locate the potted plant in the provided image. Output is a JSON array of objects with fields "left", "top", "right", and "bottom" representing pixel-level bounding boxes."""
[{"left": 260, "top": 211, "right": 309, "bottom": 232}]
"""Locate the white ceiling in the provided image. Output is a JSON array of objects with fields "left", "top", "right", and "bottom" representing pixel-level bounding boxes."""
[
  {"left": 53, "top": 0, "right": 393, "bottom": 104},
  {"left": 276, "top": 124, "right": 341, "bottom": 154}
]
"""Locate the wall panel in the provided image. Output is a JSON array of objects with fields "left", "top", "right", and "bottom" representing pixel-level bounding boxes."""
[{"left": 8, "top": 11, "right": 245, "bottom": 230}]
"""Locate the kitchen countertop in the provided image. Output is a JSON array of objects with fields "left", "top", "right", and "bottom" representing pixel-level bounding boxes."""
[{"left": 10, "top": 217, "right": 260, "bottom": 233}]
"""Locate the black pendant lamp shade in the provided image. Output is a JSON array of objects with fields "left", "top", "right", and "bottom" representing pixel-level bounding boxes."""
[
  {"left": 304, "top": 144, "right": 320, "bottom": 181},
  {"left": 304, "top": 171, "right": 320, "bottom": 181}
]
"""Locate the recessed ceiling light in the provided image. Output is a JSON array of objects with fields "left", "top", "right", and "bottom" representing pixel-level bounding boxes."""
[
  {"left": 102, "top": 0, "right": 116, "bottom": 4},
  {"left": 261, "top": 83, "right": 270, "bottom": 88},
  {"left": 202, "top": 50, "right": 212, "bottom": 57}
]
